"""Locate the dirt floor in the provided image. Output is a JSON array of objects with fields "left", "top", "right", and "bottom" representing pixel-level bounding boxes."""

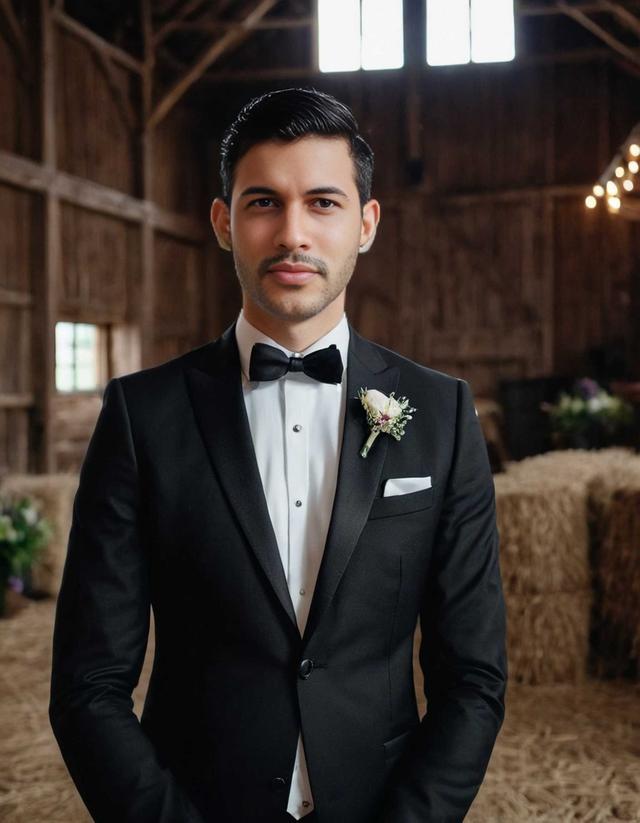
[{"left": 1, "top": 594, "right": 639, "bottom": 822}]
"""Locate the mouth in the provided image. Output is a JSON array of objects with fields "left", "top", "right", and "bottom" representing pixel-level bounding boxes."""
[{"left": 266, "top": 264, "right": 319, "bottom": 285}]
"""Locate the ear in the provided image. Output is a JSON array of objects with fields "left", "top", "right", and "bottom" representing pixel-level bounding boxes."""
[
  {"left": 359, "top": 199, "right": 380, "bottom": 254},
  {"left": 210, "top": 198, "right": 232, "bottom": 251}
]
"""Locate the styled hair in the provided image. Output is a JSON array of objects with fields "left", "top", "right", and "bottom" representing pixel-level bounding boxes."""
[{"left": 219, "top": 87, "right": 374, "bottom": 209}]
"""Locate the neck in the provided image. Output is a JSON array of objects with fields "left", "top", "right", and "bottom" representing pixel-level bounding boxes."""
[{"left": 242, "top": 298, "right": 345, "bottom": 353}]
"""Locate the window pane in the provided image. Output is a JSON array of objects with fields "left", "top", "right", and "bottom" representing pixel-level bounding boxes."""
[
  {"left": 76, "top": 366, "right": 98, "bottom": 391},
  {"left": 362, "top": 0, "right": 404, "bottom": 70},
  {"left": 56, "top": 365, "right": 74, "bottom": 392},
  {"left": 471, "top": 0, "right": 515, "bottom": 63},
  {"left": 318, "top": 0, "right": 361, "bottom": 72},
  {"left": 55, "top": 321, "right": 101, "bottom": 392},
  {"left": 426, "top": 0, "right": 471, "bottom": 66}
]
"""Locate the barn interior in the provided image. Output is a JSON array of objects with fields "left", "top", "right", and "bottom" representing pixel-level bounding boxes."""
[{"left": 1, "top": 1, "right": 640, "bottom": 820}]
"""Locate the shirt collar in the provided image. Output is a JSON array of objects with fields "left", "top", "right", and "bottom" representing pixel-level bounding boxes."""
[{"left": 235, "top": 308, "right": 350, "bottom": 384}]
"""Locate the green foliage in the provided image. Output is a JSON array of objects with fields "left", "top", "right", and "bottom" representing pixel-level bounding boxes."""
[{"left": 0, "top": 495, "right": 53, "bottom": 579}]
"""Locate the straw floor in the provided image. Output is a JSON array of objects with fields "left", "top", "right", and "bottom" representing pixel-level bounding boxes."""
[{"left": 1, "top": 595, "right": 639, "bottom": 822}]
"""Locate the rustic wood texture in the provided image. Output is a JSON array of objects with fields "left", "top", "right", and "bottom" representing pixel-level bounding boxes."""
[{"left": 1, "top": 4, "right": 640, "bottom": 474}]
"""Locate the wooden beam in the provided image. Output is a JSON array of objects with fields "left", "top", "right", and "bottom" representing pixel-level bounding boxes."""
[
  {"left": 92, "top": 49, "right": 138, "bottom": 133},
  {"left": 556, "top": 1, "right": 640, "bottom": 66},
  {"left": 521, "top": 1, "right": 640, "bottom": 14},
  {"left": 597, "top": 0, "right": 640, "bottom": 38},
  {"left": 193, "top": 46, "right": 610, "bottom": 84},
  {"left": 0, "top": 287, "right": 33, "bottom": 308},
  {"left": 52, "top": 8, "right": 144, "bottom": 74},
  {"left": 154, "top": 0, "right": 211, "bottom": 46},
  {"left": 141, "top": 0, "right": 156, "bottom": 369},
  {"left": 0, "top": 150, "right": 208, "bottom": 242},
  {"left": 147, "top": 0, "right": 280, "bottom": 129},
  {"left": 0, "top": 394, "right": 35, "bottom": 409},
  {"left": 0, "top": 0, "right": 29, "bottom": 69},
  {"left": 36, "top": 0, "right": 58, "bottom": 473},
  {"left": 160, "top": 16, "right": 312, "bottom": 36}
]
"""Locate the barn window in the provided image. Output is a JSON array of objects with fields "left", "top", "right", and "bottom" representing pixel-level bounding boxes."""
[
  {"left": 426, "top": 0, "right": 515, "bottom": 66},
  {"left": 55, "top": 322, "right": 106, "bottom": 393},
  {"left": 318, "top": 0, "right": 404, "bottom": 73}
]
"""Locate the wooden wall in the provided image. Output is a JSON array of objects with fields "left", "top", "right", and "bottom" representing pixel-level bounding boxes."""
[
  {"left": 207, "top": 58, "right": 640, "bottom": 397},
  {"left": 2, "top": 4, "right": 640, "bottom": 478},
  {"left": 0, "top": 3, "right": 213, "bottom": 476}
]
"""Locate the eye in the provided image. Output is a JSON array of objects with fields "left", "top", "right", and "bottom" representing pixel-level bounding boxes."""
[
  {"left": 313, "top": 199, "right": 337, "bottom": 209},
  {"left": 248, "top": 198, "right": 277, "bottom": 208}
]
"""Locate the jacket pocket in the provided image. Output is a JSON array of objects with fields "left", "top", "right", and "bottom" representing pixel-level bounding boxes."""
[
  {"left": 368, "top": 487, "right": 434, "bottom": 520},
  {"left": 383, "top": 727, "right": 415, "bottom": 765}
]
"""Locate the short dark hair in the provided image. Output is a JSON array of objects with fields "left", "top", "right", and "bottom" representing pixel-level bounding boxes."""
[{"left": 219, "top": 87, "right": 374, "bottom": 209}]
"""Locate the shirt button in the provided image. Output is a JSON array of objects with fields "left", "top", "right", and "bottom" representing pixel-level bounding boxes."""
[
  {"left": 299, "top": 588, "right": 306, "bottom": 596},
  {"left": 293, "top": 424, "right": 302, "bottom": 432},
  {"left": 302, "top": 801, "right": 311, "bottom": 808},
  {"left": 295, "top": 499, "right": 302, "bottom": 507}
]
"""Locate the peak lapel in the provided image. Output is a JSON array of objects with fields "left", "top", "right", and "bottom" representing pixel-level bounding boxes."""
[
  {"left": 302, "top": 325, "right": 400, "bottom": 645},
  {"left": 184, "top": 322, "right": 298, "bottom": 632}
]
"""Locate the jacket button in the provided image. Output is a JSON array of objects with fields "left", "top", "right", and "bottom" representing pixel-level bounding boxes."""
[
  {"left": 270, "top": 777, "right": 287, "bottom": 792},
  {"left": 299, "top": 658, "right": 314, "bottom": 679}
]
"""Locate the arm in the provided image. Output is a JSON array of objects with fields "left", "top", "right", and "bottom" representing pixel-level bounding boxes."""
[
  {"left": 49, "top": 377, "right": 206, "bottom": 823},
  {"left": 379, "top": 379, "right": 507, "bottom": 823}
]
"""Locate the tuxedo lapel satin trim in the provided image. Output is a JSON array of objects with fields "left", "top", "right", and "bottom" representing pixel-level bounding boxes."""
[{"left": 183, "top": 320, "right": 400, "bottom": 642}]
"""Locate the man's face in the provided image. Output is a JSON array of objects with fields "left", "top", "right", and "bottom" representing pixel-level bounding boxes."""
[{"left": 211, "top": 135, "right": 379, "bottom": 325}]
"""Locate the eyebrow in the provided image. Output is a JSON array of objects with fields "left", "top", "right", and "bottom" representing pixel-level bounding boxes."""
[{"left": 239, "top": 186, "right": 349, "bottom": 199}]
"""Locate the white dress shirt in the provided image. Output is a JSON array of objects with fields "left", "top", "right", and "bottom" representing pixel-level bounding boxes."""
[{"left": 234, "top": 307, "right": 350, "bottom": 819}]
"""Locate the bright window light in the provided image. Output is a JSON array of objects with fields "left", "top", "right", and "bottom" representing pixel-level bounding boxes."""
[
  {"left": 55, "top": 321, "right": 101, "bottom": 392},
  {"left": 318, "top": 0, "right": 404, "bottom": 72},
  {"left": 426, "top": 0, "right": 471, "bottom": 66},
  {"left": 426, "top": 0, "right": 515, "bottom": 66},
  {"left": 471, "top": 0, "right": 515, "bottom": 63},
  {"left": 361, "top": 0, "right": 404, "bottom": 70},
  {"left": 318, "top": 0, "right": 360, "bottom": 73}
]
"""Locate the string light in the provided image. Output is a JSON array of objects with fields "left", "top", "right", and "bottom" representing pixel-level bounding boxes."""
[{"left": 586, "top": 123, "right": 640, "bottom": 212}]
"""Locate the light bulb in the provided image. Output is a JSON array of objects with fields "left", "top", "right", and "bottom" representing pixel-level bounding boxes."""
[
  {"left": 615, "top": 166, "right": 625, "bottom": 178},
  {"left": 585, "top": 195, "right": 597, "bottom": 208},
  {"left": 608, "top": 196, "right": 621, "bottom": 210},
  {"left": 606, "top": 180, "right": 618, "bottom": 195},
  {"left": 629, "top": 160, "right": 639, "bottom": 174},
  {"left": 630, "top": 144, "right": 640, "bottom": 157},
  {"left": 593, "top": 184, "right": 605, "bottom": 197},
  {"left": 623, "top": 179, "right": 634, "bottom": 191}
]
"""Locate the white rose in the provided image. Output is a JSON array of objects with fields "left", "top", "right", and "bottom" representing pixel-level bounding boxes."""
[
  {"left": 363, "top": 389, "right": 403, "bottom": 420},
  {"left": 23, "top": 507, "right": 38, "bottom": 525}
]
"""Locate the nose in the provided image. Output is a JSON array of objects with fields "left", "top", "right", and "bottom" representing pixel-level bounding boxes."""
[{"left": 272, "top": 204, "right": 311, "bottom": 252}]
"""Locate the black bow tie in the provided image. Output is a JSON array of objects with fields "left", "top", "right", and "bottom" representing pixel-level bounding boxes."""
[{"left": 249, "top": 342, "right": 344, "bottom": 384}]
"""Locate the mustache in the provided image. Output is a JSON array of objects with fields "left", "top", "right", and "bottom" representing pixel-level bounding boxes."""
[{"left": 259, "top": 254, "right": 328, "bottom": 277}]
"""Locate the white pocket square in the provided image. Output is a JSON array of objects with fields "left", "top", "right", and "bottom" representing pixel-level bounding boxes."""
[{"left": 383, "top": 475, "right": 432, "bottom": 497}]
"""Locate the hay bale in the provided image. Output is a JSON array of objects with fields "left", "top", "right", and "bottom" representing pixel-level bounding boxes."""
[
  {"left": 505, "top": 591, "right": 592, "bottom": 685},
  {"left": 505, "top": 447, "right": 637, "bottom": 489},
  {"left": 0, "top": 474, "right": 79, "bottom": 597},
  {"left": 494, "top": 475, "right": 590, "bottom": 595},
  {"left": 591, "top": 487, "right": 640, "bottom": 677}
]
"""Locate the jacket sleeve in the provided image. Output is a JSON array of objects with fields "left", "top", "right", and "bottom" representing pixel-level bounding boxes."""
[
  {"left": 49, "top": 377, "right": 206, "bottom": 823},
  {"left": 378, "top": 378, "right": 508, "bottom": 823}
]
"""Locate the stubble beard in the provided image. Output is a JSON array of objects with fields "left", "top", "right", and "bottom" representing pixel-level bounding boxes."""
[{"left": 232, "top": 245, "right": 359, "bottom": 323}]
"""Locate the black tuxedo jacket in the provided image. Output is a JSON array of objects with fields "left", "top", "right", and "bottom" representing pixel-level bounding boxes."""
[{"left": 49, "top": 319, "right": 507, "bottom": 823}]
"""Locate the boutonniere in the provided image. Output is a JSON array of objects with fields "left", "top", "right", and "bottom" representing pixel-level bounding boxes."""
[{"left": 357, "top": 388, "right": 417, "bottom": 458}]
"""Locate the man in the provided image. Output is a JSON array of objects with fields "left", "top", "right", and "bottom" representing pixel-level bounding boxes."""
[{"left": 49, "top": 88, "right": 507, "bottom": 823}]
